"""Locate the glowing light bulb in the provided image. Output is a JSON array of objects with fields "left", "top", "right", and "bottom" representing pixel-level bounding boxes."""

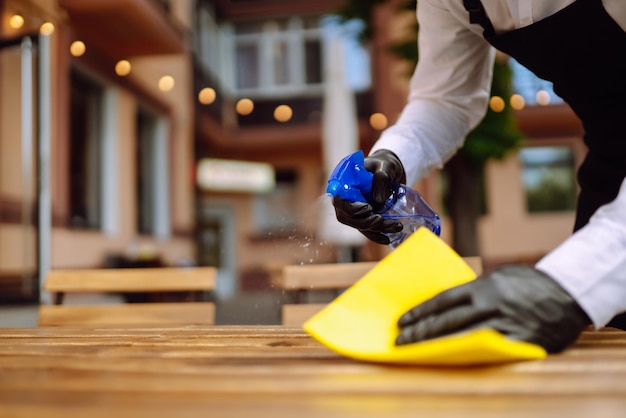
[
  {"left": 274, "top": 105, "right": 293, "bottom": 122},
  {"left": 70, "top": 41, "right": 86, "bottom": 57},
  {"left": 236, "top": 98, "right": 254, "bottom": 115},
  {"left": 115, "top": 60, "right": 131, "bottom": 76},
  {"left": 158, "top": 75, "right": 175, "bottom": 92},
  {"left": 198, "top": 87, "right": 216, "bottom": 105},
  {"left": 510, "top": 94, "right": 525, "bottom": 110},
  {"left": 369, "top": 113, "right": 388, "bottom": 130},
  {"left": 489, "top": 96, "right": 505, "bottom": 112},
  {"left": 39, "top": 22, "right": 55, "bottom": 36},
  {"left": 9, "top": 14, "right": 24, "bottom": 29},
  {"left": 536, "top": 90, "right": 551, "bottom": 106}
]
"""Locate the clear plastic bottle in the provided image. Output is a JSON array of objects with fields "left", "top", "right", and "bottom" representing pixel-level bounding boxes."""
[
  {"left": 326, "top": 150, "right": 441, "bottom": 249},
  {"left": 379, "top": 184, "right": 441, "bottom": 249}
]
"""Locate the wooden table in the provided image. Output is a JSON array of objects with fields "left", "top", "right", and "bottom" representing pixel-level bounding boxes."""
[{"left": 1, "top": 326, "right": 625, "bottom": 417}]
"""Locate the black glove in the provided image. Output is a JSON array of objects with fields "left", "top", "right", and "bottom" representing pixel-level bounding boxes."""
[
  {"left": 395, "top": 265, "right": 591, "bottom": 353},
  {"left": 332, "top": 149, "right": 407, "bottom": 245}
]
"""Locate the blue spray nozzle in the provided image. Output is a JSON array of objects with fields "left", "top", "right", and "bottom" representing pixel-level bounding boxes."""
[
  {"left": 326, "top": 150, "right": 374, "bottom": 203},
  {"left": 326, "top": 150, "right": 441, "bottom": 248}
]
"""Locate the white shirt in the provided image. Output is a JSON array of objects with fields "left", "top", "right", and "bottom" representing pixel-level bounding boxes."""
[{"left": 370, "top": 0, "right": 626, "bottom": 328}]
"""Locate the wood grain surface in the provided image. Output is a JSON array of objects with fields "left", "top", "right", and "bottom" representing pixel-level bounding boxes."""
[
  {"left": 1, "top": 326, "right": 625, "bottom": 417},
  {"left": 281, "top": 303, "right": 326, "bottom": 326},
  {"left": 44, "top": 267, "right": 217, "bottom": 293},
  {"left": 274, "top": 257, "right": 483, "bottom": 290},
  {"left": 38, "top": 302, "right": 215, "bottom": 326}
]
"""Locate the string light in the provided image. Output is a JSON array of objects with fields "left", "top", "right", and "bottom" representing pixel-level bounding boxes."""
[
  {"left": 536, "top": 90, "right": 551, "bottom": 106},
  {"left": 39, "top": 22, "right": 55, "bottom": 36},
  {"left": 70, "top": 41, "right": 86, "bottom": 57},
  {"left": 489, "top": 96, "right": 505, "bottom": 112},
  {"left": 198, "top": 87, "right": 216, "bottom": 105},
  {"left": 274, "top": 105, "right": 292, "bottom": 122},
  {"left": 115, "top": 60, "right": 131, "bottom": 76},
  {"left": 236, "top": 98, "right": 254, "bottom": 115},
  {"left": 158, "top": 75, "right": 175, "bottom": 92},
  {"left": 9, "top": 14, "right": 24, "bottom": 29},
  {"left": 369, "top": 113, "right": 388, "bottom": 130},
  {"left": 510, "top": 94, "right": 525, "bottom": 110}
]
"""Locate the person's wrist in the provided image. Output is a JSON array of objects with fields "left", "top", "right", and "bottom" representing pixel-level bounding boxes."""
[
  {"left": 516, "top": 266, "right": 591, "bottom": 352},
  {"left": 535, "top": 267, "right": 591, "bottom": 325}
]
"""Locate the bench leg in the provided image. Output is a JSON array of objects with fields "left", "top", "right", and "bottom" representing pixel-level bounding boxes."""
[{"left": 53, "top": 292, "right": 64, "bottom": 305}]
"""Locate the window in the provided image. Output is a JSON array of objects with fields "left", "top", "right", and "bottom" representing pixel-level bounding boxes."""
[
  {"left": 69, "top": 70, "right": 104, "bottom": 229},
  {"left": 230, "top": 17, "right": 324, "bottom": 97},
  {"left": 321, "top": 16, "right": 371, "bottom": 92},
  {"left": 193, "top": 0, "right": 221, "bottom": 76},
  {"left": 252, "top": 169, "right": 298, "bottom": 235},
  {"left": 511, "top": 58, "right": 564, "bottom": 106},
  {"left": 136, "top": 106, "right": 170, "bottom": 237},
  {"left": 520, "top": 146, "right": 576, "bottom": 213},
  {"left": 304, "top": 38, "right": 322, "bottom": 84},
  {"left": 195, "top": 12, "right": 370, "bottom": 100}
]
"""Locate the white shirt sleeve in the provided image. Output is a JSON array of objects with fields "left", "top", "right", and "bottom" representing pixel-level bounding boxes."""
[
  {"left": 369, "top": 0, "right": 496, "bottom": 184},
  {"left": 536, "top": 178, "right": 626, "bottom": 328}
]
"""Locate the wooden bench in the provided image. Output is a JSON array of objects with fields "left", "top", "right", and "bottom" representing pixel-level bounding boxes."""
[
  {"left": 39, "top": 267, "right": 217, "bottom": 326},
  {"left": 275, "top": 257, "right": 483, "bottom": 326}
]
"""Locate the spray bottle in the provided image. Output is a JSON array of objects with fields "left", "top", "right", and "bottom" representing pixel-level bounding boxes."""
[{"left": 327, "top": 150, "right": 441, "bottom": 249}]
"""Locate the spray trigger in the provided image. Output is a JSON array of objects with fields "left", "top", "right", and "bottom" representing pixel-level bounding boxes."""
[{"left": 326, "top": 150, "right": 374, "bottom": 203}]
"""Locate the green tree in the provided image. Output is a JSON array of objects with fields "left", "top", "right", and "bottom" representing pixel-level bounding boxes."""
[{"left": 335, "top": 0, "right": 523, "bottom": 256}]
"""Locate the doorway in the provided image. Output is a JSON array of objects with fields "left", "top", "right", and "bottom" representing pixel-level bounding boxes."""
[{"left": 197, "top": 200, "right": 236, "bottom": 299}]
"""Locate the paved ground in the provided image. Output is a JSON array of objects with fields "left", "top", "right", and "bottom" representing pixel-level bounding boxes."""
[{"left": 0, "top": 304, "right": 39, "bottom": 327}]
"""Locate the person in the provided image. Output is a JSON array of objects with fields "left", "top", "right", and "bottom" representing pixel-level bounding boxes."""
[{"left": 332, "top": 0, "right": 626, "bottom": 354}]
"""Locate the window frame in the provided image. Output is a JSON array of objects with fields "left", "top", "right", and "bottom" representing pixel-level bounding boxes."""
[
  {"left": 519, "top": 143, "right": 578, "bottom": 214},
  {"left": 194, "top": 1, "right": 222, "bottom": 77},
  {"left": 225, "top": 16, "right": 325, "bottom": 98},
  {"left": 135, "top": 104, "right": 171, "bottom": 238},
  {"left": 67, "top": 68, "right": 117, "bottom": 231}
]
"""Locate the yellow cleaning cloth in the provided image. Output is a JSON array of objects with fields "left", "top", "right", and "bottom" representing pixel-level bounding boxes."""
[{"left": 303, "top": 228, "right": 547, "bottom": 365}]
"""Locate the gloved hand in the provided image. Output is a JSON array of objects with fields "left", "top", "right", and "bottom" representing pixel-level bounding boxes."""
[
  {"left": 332, "top": 149, "right": 407, "bottom": 245},
  {"left": 395, "top": 265, "right": 591, "bottom": 353}
]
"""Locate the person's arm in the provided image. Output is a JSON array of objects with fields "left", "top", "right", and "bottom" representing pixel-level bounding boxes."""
[
  {"left": 395, "top": 180, "right": 626, "bottom": 353},
  {"left": 332, "top": 1, "right": 494, "bottom": 244},
  {"left": 370, "top": 0, "right": 495, "bottom": 185},
  {"left": 536, "top": 178, "right": 626, "bottom": 328}
]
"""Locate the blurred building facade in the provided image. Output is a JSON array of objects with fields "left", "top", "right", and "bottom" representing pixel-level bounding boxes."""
[
  {"left": 192, "top": 0, "right": 585, "bottom": 291},
  {"left": 0, "top": 0, "right": 198, "bottom": 302},
  {"left": 0, "top": 0, "right": 585, "bottom": 304}
]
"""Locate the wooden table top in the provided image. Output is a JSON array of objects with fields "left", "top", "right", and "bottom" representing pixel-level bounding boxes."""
[{"left": 1, "top": 325, "right": 625, "bottom": 418}]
